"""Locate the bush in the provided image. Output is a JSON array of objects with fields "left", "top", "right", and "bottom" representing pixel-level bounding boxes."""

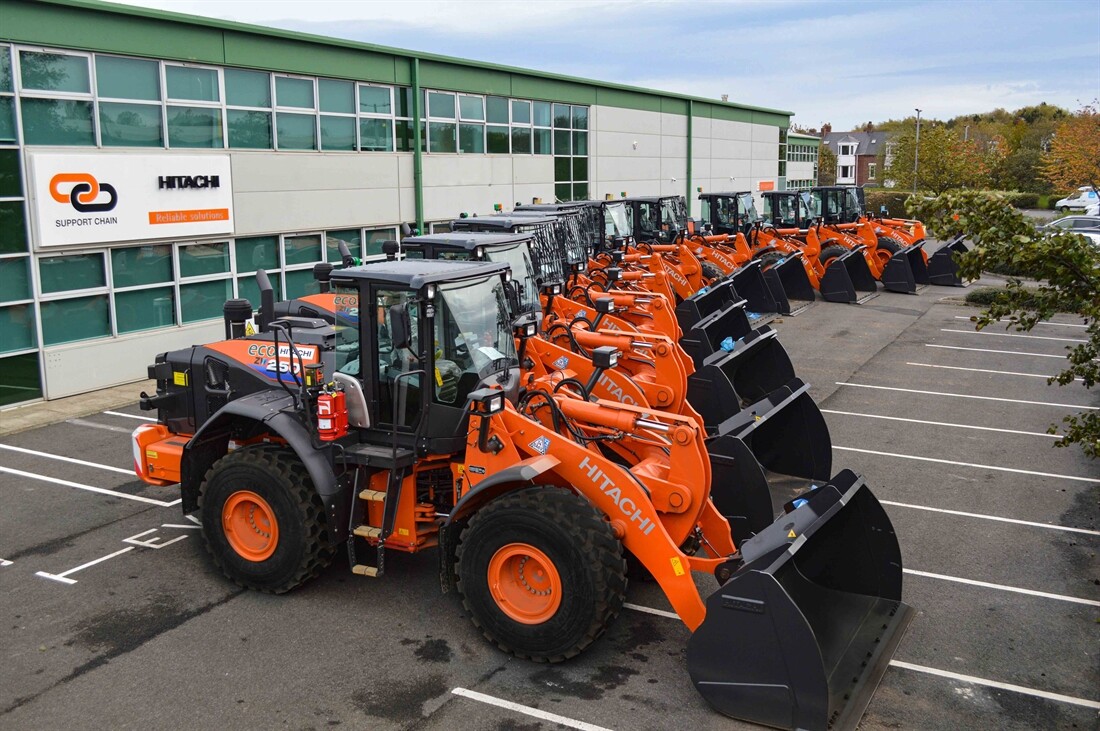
[
  {"left": 864, "top": 190, "right": 910, "bottom": 217},
  {"left": 965, "top": 286, "right": 1041, "bottom": 309},
  {"left": 1009, "top": 193, "right": 1040, "bottom": 209}
]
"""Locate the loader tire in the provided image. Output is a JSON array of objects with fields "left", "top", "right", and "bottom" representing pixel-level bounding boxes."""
[
  {"left": 456, "top": 486, "right": 627, "bottom": 662},
  {"left": 700, "top": 261, "right": 725, "bottom": 282},
  {"left": 874, "top": 236, "right": 904, "bottom": 268},
  {"left": 199, "top": 445, "right": 334, "bottom": 594},
  {"left": 755, "top": 250, "right": 786, "bottom": 270},
  {"left": 818, "top": 244, "right": 848, "bottom": 268}
]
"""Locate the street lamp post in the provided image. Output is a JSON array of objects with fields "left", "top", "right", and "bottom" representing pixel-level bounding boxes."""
[{"left": 913, "top": 108, "right": 922, "bottom": 195}]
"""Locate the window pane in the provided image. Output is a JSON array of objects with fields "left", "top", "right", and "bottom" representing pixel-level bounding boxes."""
[
  {"left": 225, "top": 68, "right": 271, "bottom": 108},
  {"left": 235, "top": 235, "right": 279, "bottom": 272},
  {"left": 284, "top": 234, "right": 322, "bottom": 265},
  {"left": 227, "top": 110, "right": 272, "bottom": 149},
  {"left": 428, "top": 91, "right": 455, "bottom": 119},
  {"left": 167, "top": 106, "right": 223, "bottom": 148},
  {"left": 99, "top": 101, "right": 163, "bottom": 147},
  {"left": 276, "top": 112, "right": 317, "bottom": 150},
  {"left": 511, "top": 100, "right": 531, "bottom": 125},
  {"left": 0, "top": 201, "right": 27, "bottom": 253},
  {"left": 326, "top": 229, "right": 360, "bottom": 262},
  {"left": 0, "top": 148, "right": 21, "bottom": 197},
  {"left": 486, "top": 96, "right": 508, "bottom": 124},
  {"left": 554, "top": 157, "right": 571, "bottom": 182},
  {"left": 285, "top": 268, "right": 321, "bottom": 299},
  {"left": 320, "top": 115, "right": 355, "bottom": 151},
  {"left": 0, "top": 258, "right": 31, "bottom": 302},
  {"left": 459, "top": 95, "right": 484, "bottom": 121},
  {"left": 572, "top": 131, "right": 588, "bottom": 156},
  {"left": 365, "top": 228, "right": 398, "bottom": 258},
  {"left": 573, "top": 182, "right": 588, "bottom": 200},
  {"left": 459, "top": 123, "right": 484, "bottom": 153},
  {"left": 571, "top": 106, "right": 588, "bottom": 130},
  {"left": 359, "top": 85, "right": 392, "bottom": 116},
  {"left": 112, "top": 245, "right": 172, "bottom": 287},
  {"left": 428, "top": 122, "right": 456, "bottom": 153},
  {"left": 179, "top": 242, "right": 229, "bottom": 277},
  {"left": 0, "top": 97, "right": 14, "bottom": 144},
  {"left": 318, "top": 79, "right": 354, "bottom": 114},
  {"left": 0, "top": 304, "right": 37, "bottom": 351},
  {"left": 360, "top": 118, "right": 393, "bottom": 152},
  {"left": 21, "top": 99, "right": 94, "bottom": 145},
  {"left": 533, "top": 127, "right": 551, "bottom": 155},
  {"left": 486, "top": 125, "right": 509, "bottom": 153},
  {"left": 20, "top": 51, "right": 89, "bottom": 93},
  {"left": 0, "top": 48, "right": 11, "bottom": 92},
  {"left": 511, "top": 127, "right": 531, "bottom": 154},
  {"left": 42, "top": 295, "right": 110, "bottom": 345},
  {"left": 394, "top": 87, "right": 413, "bottom": 118},
  {"left": 116, "top": 286, "right": 176, "bottom": 333},
  {"left": 166, "top": 65, "right": 219, "bottom": 102},
  {"left": 236, "top": 274, "right": 281, "bottom": 306},
  {"left": 0, "top": 352, "right": 41, "bottom": 406},
  {"left": 180, "top": 279, "right": 232, "bottom": 323},
  {"left": 555, "top": 183, "right": 571, "bottom": 202},
  {"left": 572, "top": 157, "right": 588, "bottom": 181},
  {"left": 533, "top": 101, "right": 551, "bottom": 127},
  {"left": 553, "top": 129, "right": 570, "bottom": 155},
  {"left": 39, "top": 254, "right": 104, "bottom": 293},
  {"left": 553, "top": 103, "right": 571, "bottom": 128},
  {"left": 276, "top": 76, "right": 314, "bottom": 108},
  {"left": 95, "top": 56, "right": 159, "bottom": 100},
  {"left": 395, "top": 119, "right": 425, "bottom": 152}
]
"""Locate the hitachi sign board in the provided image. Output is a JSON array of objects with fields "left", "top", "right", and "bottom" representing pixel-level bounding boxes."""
[{"left": 29, "top": 153, "right": 234, "bottom": 247}]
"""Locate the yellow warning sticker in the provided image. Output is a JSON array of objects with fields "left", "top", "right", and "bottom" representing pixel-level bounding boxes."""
[
  {"left": 670, "top": 556, "right": 685, "bottom": 576},
  {"left": 146, "top": 450, "right": 157, "bottom": 459},
  {"left": 787, "top": 529, "right": 797, "bottom": 539},
  {"left": 398, "top": 528, "right": 409, "bottom": 536},
  {"left": 244, "top": 320, "right": 256, "bottom": 336},
  {"left": 173, "top": 371, "right": 188, "bottom": 386},
  {"left": 435, "top": 367, "right": 443, "bottom": 386}
]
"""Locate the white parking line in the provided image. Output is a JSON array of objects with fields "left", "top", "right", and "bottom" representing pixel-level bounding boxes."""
[
  {"left": 0, "top": 559, "right": 12, "bottom": 567},
  {"left": 833, "top": 446, "right": 1100, "bottom": 484},
  {"left": 903, "top": 569, "right": 1100, "bottom": 607},
  {"left": 940, "top": 328, "right": 1086, "bottom": 344},
  {"left": 0, "top": 465, "right": 181, "bottom": 506},
  {"left": 925, "top": 344, "right": 1068, "bottom": 360},
  {"left": 451, "top": 688, "right": 613, "bottom": 731},
  {"left": 906, "top": 362, "right": 1083, "bottom": 382},
  {"left": 835, "top": 382, "right": 1097, "bottom": 410},
  {"left": 35, "top": 546, "right": 134, "bottom": 585},
  {"left": 66, "top": 418, "right": 134, "bottom": 435},
  {"left": 103, "top": 410, "right": 157, "bottom": 422},
  {"left": 889, "top": 661, "right": 1100, "bottom": 710},
  {"left": 624, "top": 602, "right": 679, "bottom": 620},
  {"left": 821, "top": 409, "right": 1061, "bottom": 439},
  {"left": 954, "top": 316, "right": 1088, "bottom": 329},
  {"left": 0, "top": 443, "right": 134, "bottom": 474},
  {"left": 880, "top": 500, "right": 1100, "bottom": 537}
]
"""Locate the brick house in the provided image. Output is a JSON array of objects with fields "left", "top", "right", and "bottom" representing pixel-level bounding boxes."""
[{"left": 822, "top": 130, "right": 894, "bottom": 187}]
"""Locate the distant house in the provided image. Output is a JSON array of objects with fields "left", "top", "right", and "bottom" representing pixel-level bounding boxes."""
[{"left": 822, "top": 131, "right": 894, "bottom": 187}]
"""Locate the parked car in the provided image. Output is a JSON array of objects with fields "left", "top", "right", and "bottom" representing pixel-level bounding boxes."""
[
  {"left": 1044, "top": 215, "right": 1100, "bottom": 246},
  {"left": 1054, "top": 186, "right": 1099, "bottom": 213}
]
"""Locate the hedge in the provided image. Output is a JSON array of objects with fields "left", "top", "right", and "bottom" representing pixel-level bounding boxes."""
[{"left": 864, "top": 190, "right": 911, "bottom": 217}]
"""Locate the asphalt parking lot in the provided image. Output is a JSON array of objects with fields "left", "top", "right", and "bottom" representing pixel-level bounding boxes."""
[{"left": 1, "top": 266, "right": 1097, "bottom": 731}]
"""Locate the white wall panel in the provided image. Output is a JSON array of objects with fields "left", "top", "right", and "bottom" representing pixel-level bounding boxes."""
[
  {"left": 661, "top": 112, "right": 688, "bottom": 137},
  {"left": 235, "top": 188, "right": 401, "bottom": 233},
  {"left": 593, "top": 106, "right": 663, "bottom": 135},
  {"left": 231, "top": 152, "right": 400, "bottom": 192},
  {"left": 751, "top": 124, "right": 779, "bottom": 143},
  {"left": 512, "top": 155, "right": 554, "bottom": 185}
]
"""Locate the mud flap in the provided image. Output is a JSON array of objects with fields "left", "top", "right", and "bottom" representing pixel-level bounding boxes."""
[
  {"left": 927, "top": 235, "right": 969, "bottom": 287},
  {"left": 687, "top": 328, "right": 797, "bottom": 423},
  {"left": 679, "top": 300, "right": 754, "bottom": 369},
  {"left": 762, "top": 253, "right": 816, "bottom": 316},
  {"left": 879, "top": 251, "right": 917, "bottom": 294},
  {"left": 726, "top": 260, "right": 781, "bottom": 317},
  {"left": 687, "top": 471, "right": 915, "bottom": 730},
  {"left": 820, "top": 248, "right": 878, "bottom": 304}
]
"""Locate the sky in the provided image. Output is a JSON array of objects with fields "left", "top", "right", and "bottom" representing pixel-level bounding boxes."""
[{"left": 105, "top": 0, "right": 1100, "bottom": 131}]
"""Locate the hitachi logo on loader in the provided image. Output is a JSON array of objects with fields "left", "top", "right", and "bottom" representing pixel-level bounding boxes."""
[
  {"left": 578, "top": 455, "right": 656, "bottom": 534},
  {"left": 597, "top": 372, "right": 638, "bottom": 405}
]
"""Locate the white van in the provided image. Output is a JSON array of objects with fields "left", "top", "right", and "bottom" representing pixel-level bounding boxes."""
[{"left": 1055, "top": 186, "right": 1099, "bottom": 212}]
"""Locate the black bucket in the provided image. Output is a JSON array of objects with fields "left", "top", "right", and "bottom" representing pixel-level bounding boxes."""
[
  {"left": 679, "top": 300, "right": 754, "bottom": 369},
  {"left": 687, "top": 470, "right": 915, "bottom": 730},
  {"left": 905, "top": 243, "right": 931, "bottom": 286},
  {"left": 820, "top": 248, "right": 878, "bottom": 304},
  {"left": 878, "top": 250, "right": 917, "bottom": 294},
  {"left": 927, "top": 235, "right": 969, "bottom": 286},
  {"left": 687, "top": 328, "right": 797, "bottom": 424},
  {"left": 675, "top": 278, "right": 739, "bottom": 331},
  {"left": 763, "top": 253, "right": 817, "bottom": 315},
  {"left": 726, "top": 260, "right": 781, "bottom": 317}
]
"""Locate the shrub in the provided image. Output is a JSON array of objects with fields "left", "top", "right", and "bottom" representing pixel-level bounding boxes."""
[{"left": 864, "top": 190, "right": 910, "bottom": 217}]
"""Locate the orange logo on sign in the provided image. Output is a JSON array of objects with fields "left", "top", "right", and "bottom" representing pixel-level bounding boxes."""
[{"left": 49, "top": 172, "right": 118, "bottom": 212}]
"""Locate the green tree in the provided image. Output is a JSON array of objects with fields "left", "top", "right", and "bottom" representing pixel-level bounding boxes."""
[
  {"left": 1041, "top": 102, "right": 1100, "bottom": 192},
  {"left": 907, "top": 190, "right": 1100, "bottom": 458},
  {"left": 817, "top": 142, "right": 836, "bottom": 185},
  {"left": 886, "top": 125, "right": 994, "bottom": 193}
]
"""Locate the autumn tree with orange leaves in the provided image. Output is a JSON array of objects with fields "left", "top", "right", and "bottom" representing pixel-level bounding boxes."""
[{"left": 1041, "top": 103, "right": 1100, "bottom": 191}]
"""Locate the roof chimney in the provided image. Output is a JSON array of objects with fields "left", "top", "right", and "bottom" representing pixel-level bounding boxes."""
[
  {"left": 720, "top": 94, "right": 729, "bottom": 102},
  {"left": 821, "top": 123, "right": 832, "bottom": 136}
]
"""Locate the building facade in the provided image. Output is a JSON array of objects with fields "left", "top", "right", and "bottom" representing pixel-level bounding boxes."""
[
  {"left": 784, "top": 132, "right": 818, "bottom": 190},
  {"left": 821, "top": 130, "right": 890, "bottom": 187},
  {"left": 0, "top": 0, "right": 794, "bottom": 408}
]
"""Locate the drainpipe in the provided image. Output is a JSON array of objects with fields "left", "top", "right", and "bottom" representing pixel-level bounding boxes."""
[
  {"left": 686, "top": 99, "right": 693, "bottom": 218},
  {"left": 412, "top": 58, "right": 424, "bottom": 234}
]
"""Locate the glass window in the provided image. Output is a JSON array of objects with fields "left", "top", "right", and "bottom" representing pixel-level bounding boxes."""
[
  {"left": 511, "top": 100, "right": 531, "bottom": 125},
  {"left": 115, "top": 286, "right": 176, "bottom": 333},
  {"left": 0, "top": 47, "right": 11, "bottom": 92},
  {"left": 180, "top": 279, "right": 232, "bottom": 323},
  {"left": 428, "top": 91, "right": 455, "bottom": 119},
  {"left": 428, "top": 122, "right": 456, "bottom": 153},
  {"left": 553, "top": 128, "right": 570, "bottom": 155},
  {"left": 555, "top": 183, "right": 571, "bottom": 202},
  {"left": 0, "top": 149, "right": 21, "bottom": 197},
  {"left": 0, "top": 304, "right": 37, "bottom": 351},
  {"left": 20, "top": 99, "right": 94, "bottom": 145},
  {"left": 395, "top": 119, "right": 424, "bottom": 153},
  {"left": 572, "top": 157, "right": 588, "bottom": 182},
  {"left": 276, "top": 112, "right": 317, "bottom": 150},
  {"left": 179, "top": 242, "right": 229, "bottom": 278},
  {"left": 533, "top": 101, "right": 551, "bottom": 127},
  {"left": 0, "top": 258, "right": 31, "bottom": 302},
  {"left": 236, "top": 273, "right": 283, "bottom": 306},
  {"left": 95, "top": 56, "right": 159, "bottom": 101},
  {"left": 572, "top": 131, "right": 588, "bottom": 156},
  {"left": 112, "top": 245, "right": 172, "bottom": 287},
  {"left": 0, "top": 97, "right": 14, "bottom": 144},
  {"left": 0, "top": 201, "right": 27, "bottom": 253},
  {"left": 318, "top": 79, "right": 354, "bottom": 114},
  {"left": 365, "top": 228, "right": 398, "bottom": 258},
  {"left": 320, "top": 115, "right": 355, "bottom": 151},
  {"left": 533, "top": 127, "right": 551, "bottom": 155},
  {"left": 571, "top": 106, "right": 588, "bottom": 130},
  {"left": 19, "top": 51, "right": 89, "bottom": 93},
  {"left": 167, "top": 106, "right": 223, "bottom": 148},
  {"left": 458, "top": 95, "right": 484, "bottom": 121},
  {"left": 41, "top": 295, "right": 110, "bottom": 345},
  {"left": 166, "top": 65, "right": 219, "bottom": 102},
  {"left": 325, "top": 229, "right": 359, "bottom": 262},
  {"left": 394, "top": 87, "right": 414, "bottom": 118},
  {"left": 227, "top": 110, "right": 272, "bottom": 149},
  {"left": 553, "top": 103, "right": 570, "bottom": 128},
  {"left": 459, "top": 123, "right": 484, "bottom": 153},
  {"left": 99, "top": 101, "right": 163, "bottom": 147},
  {"left": 554, "top": 157, "right": 571, "bottom": 182},
  {"left": 486, "top": 96, "right": 508, "bottom": 124},
  {"left": 276, "top": 76, "right": 314, "bottom": 109},
  {"left": 225, "top": 68, "right": 271, "bottom": 107},
  {"left": 359, "top": 85, "right": 392, "bottom": 115},
  {"left": 235, "top": 236, "right": 279, "bottom": 272},
  {"left": 360, "top": 118, "right": 393, "bottom": 152},
  {"left": 0, "top": 352, "right": 42, "bottom": 406},
  {"left": 39, "top": 254, "right": 105, "bottom": 293},
  {"left": 285, "top": 268, "right": 321, "bottom": 299},
  {"left": 284, "top": 234, "right": 322, "bottom": 265},
  {"left": 511, "top": 127, "right": 531, "bottom": 154},
  {"left": 573, "top": 182, "right": 588, "bottom": 200},
  {"left": 486, "top": 125, "right": 509, "bottom": 153}
]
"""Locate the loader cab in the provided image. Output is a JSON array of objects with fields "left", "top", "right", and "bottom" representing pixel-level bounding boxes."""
[
  {"left": 626, "top": 196, "right": 688, "bottom": 243},
  {"left": 698, "top": 192, "right": 761, "bottom": 235},
  {"left": 331, "top": 259, "right": 519, "bottom": 455},
  {"left": 452, "top": 213, "right": 575, "bottom": 283},
  {"left": 761, "top": 191, "right": 813, "bottom": 229},
  {"left": 514, "top": 201, "right": 603, "bottom": 252},
  {"left": 811, "top": 186, "right": 862, "bottom": 224}
]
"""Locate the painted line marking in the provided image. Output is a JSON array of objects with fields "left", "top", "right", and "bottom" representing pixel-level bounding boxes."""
[
  {"left": 185, "top": 514, "right": 201, "bottom": 526},
  {"left": 834, "top": 446, "right": 1100, "bottom": 484},
  {"left": 0, "top": 465, "right": 182, "bottom": 506},
  {"left": 0, "top": 559, "right": 12, "bottom": 567},
  {"left": 925, "top": 344, "right": 1068, "bottom": 360},
  {"left": 821, "top": 409, "right": 1061, "bottom": 439},
  {"left": 35, "top": 546, "right": 134, "bottom": 585},
  {"left": 122, "top": 528, "right": 188, "bottom": 550},
  {"left": 889, "top": 661, "right": 1100, "bottom": 710},
  {"left": 0, "top": 443, "right": 134, "bottom": 475},
  {"left": 906, "top": 362, "right": 1082, "bottom": 382},
  {"left": 103, "top": 410, "right": 157, "bottom": 422},
  {"left": 65, "top": 418, "right": 134, "bottom": 435},
  {"left": 954, "top": 315, "right": 1088, "bottom": 329},
  {"left": 161, "top": 523, "right": 202, "bottom": 530},
  {"left": 880, "top": 501, "right": 1100, "bottom": 536},
  {"left": 834, "top": 382, "right": 1097, "bottom": 410},
  {"left": 451, "top": 688, "right": 613, "bottom": 731},
  {"left": 940, "top": 328, "right": 1086, "bottom": 344},
  {"left": 904, "top": 568, "right": 1099, "bottom": 607},
  {"left": 624, "top": 602, "right": 679, "bottom": 620}
]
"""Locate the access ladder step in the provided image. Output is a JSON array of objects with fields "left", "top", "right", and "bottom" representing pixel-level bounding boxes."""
[
  {"left": 353, "top": 525, "right": 382, "bottom": 539},
  {"left": 359, "top": 489, "right": 387, "bottom": 501},
  {"left": 351, "top": 564, "right": 379, "bottom": 577}
]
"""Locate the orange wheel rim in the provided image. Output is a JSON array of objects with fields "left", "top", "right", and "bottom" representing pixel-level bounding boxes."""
[
  {"left": 487, "top": 543, "right": 562, "bottom": 624},
  {"left": 222, "top": 490, "right": 279, "bottom": 561}
]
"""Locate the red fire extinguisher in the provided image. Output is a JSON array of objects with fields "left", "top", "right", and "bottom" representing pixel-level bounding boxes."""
[{"left": 316, "top": 387, "right": 348, "bottom": 441}]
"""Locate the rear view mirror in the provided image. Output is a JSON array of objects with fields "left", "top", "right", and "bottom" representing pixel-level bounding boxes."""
[
  {"left": 389, "top": 304, "right": 411, "bottom": 350},
  {"left": 400, "top": 222, "right": 413, "bottom": 237}
]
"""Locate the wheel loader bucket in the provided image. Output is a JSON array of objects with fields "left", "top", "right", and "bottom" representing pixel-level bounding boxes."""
[
  {"left": 675, "top": 279, "right": 739, "bottom": 331},
  {"left": 904, "top": 243, "right": 931, "bottom": 286},
  {"left": 927, "top": 235, "right": 969, "bottom": 287},
  {"left": 688, "top": 470, "right": 915, "bottom": 731},
  {"left": 762, "top": 255, "right": 816, "bottom": 315},
  {"left": 725, "top": 260, "right": 781, "bottom": 317},
  {"left": 679, "top": 300, "right": 754, "bottom": 369},
  {"left": 819, "top": 249, "right": 878, "bottom": 304},
  {"left": 879, "top": 250, "right": 917, "bottom": 294},
  {"left": 687, "top": 327, "right": 798, "bottom": 424}
]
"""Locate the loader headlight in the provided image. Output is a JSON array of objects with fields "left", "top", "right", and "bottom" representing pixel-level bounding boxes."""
[
  {"left": 468, "top": 388, "right": 506, "bottom": 415},
  {"left": 570, "top": 261, "right": 587, "bottom": 274},
  {"left": 594, "top": 297, "right": 615, "bottom": 314},
  {"left": 541, "top": 282, "right": 562, "bottom": 296},
  {"left": 592, "top": 346, "right": 620, "bottom": 369}
]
